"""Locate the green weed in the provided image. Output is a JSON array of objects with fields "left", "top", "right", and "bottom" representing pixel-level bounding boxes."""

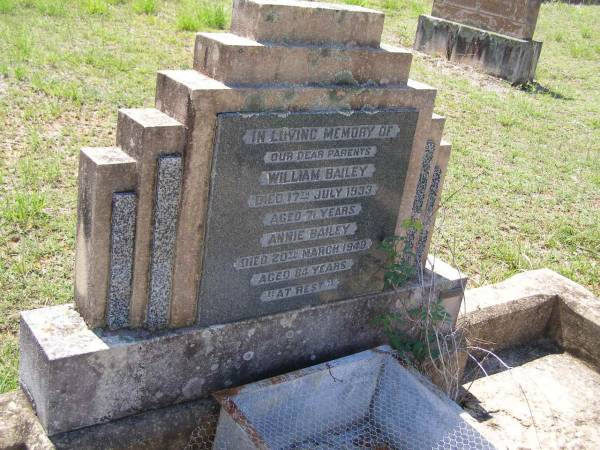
[
  {"left": 21, "top": 0, "right": 67, "bottom": 16},
  {"left": 581, "top": 26, "right": 592, "bottom": 39},
  {"left": 498, "top": 112, "right": 519, "bottom": 128},
  {"left": 17, "top": 157, "right": 61, "bottom": 187},
  {"left": 1, "top": 192, "right": 48, "bottom": 228},
  {"left": 569, "top": 42, "right": 594, "bottom": 59},
  {"left": 31, "top": 75, "right": 89, "bottom": 105},
  {"left": 551, "top": 31, "right": 564, "bottom": 43},
  {"left": 133, "top": 0, "right": 157, "bottom": 15},
  {"left": 176, "top": 0, "right": 227, "bottom": 31},
  {"left": 11, "top": 29, "right": 33, "bottom": 62},
  {"left": 0, "top": 0, "right": 16, "bottom": 13},
  {"left": 0, "top": 339, "right": 18, "bottom": 393},
  {"left": 85, "top": 0, "right": 109, "bottom": 15},
  {"left": 14, "top": 66, "right": 27, "bottom": 80},
  {"left": 82, "top": 49, "right": 130, "bottom": 72}
]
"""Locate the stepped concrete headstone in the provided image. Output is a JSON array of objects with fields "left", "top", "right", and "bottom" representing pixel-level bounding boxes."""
[
  {"left": 19, "top": 0, "right": 466, "bottom": 437},
  {"left": 414, "top": 0, "right": 543, "bottom": 84}
]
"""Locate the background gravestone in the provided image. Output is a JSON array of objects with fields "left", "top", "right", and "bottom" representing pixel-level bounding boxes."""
[
  {"left": 414, "top": 0, "right": 543, "bottom": 84},
  {"left": 18, "top": 0, "right": 467, "bottom": 436}
]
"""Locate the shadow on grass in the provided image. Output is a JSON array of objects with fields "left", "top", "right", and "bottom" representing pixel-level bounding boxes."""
[{"left": 518, "top": 81, "right": 574, "bottom": 100}]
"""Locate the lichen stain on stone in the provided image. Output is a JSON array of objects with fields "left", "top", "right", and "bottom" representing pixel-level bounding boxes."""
[
  {"left": 265, "top": 11, "right": 277, "bottom": 22},
  {"left": 279, "top": 315, "right": 296, "bottom": 328},
  {"left": 282, "top": 90, "right": 298, "bottom": 103},
  {"left": 243, "top": 93, "right": 264, "bottom": 111},
  {"left": 182, "top": 377, "right": 205, "bottom": 398},
  {"left": 333, "top": 70, "right": 358, "bottom": 87},
  {"left": 201, "top": 329, "right": 211, "bottom": 339},
  {"left": 184, "top": 342, "right": 201, "bottom": 359}
]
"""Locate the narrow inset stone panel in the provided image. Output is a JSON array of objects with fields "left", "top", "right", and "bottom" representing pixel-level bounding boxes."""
[
  {"left": 416, "top": 165, "right": 442, "bottom": 262},
  {"left": 405, "top": 140, "right": 436, "bottom": 258},
  {"left": 146, "top": 155, "right": 183, "bottom": 330},
  {"left": 420, "top": 141, "right": 452, "bottom": 264},
  {"left": 106, "top": 192, "right": 137, "bottom": 330}
]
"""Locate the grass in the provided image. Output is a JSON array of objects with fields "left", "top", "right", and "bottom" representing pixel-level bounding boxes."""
[
  {"left": 0, "top": 0, "right": 598, "bottom": 393},
  {"left": 133, "top": 0, "right": 156, "bottom": 15},
  {"left": 176, "top": 0, "right": 227, "bottom": 31}
]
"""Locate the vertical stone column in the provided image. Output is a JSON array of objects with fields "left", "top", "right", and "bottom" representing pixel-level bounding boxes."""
[
  {"left": 74, "top": 147, "right": 137, "bottom": 329},
  {"left": 116, "top": 108, "right": 186, "bottom": 328}
]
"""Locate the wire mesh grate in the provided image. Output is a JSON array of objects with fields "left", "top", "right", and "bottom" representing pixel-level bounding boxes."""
[{"left": 188, "top": 348, "right": 495, "bottom": 450}]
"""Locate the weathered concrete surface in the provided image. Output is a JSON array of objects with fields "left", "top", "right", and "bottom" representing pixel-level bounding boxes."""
[
  {"left": 0, "top": 388, "right": 218, "bottom": 450},
  {"left": 74, "top": 147, "right": 136, "bottom": 329},
  {"left": 51, "top": 397, "right": 217, "bottom": 450},
  {"left": 0, "top": 389, "right": 54, "bottom": 450},
  {"left": 461, "top": 268, "right": 600, "bottom": 365},
  {"left": 414, "top": 15, "right": 542, "bottom": 84},
  {"left": 230, "top": 0, "right": 384, "bottom": 47},
  {"left": 431, "top": 0, "right": 542, "bottom": 40},
  {"left": 459, "top": 269, "right": 600, "bottom": 449},
  {"left": 463, "top": 340, "right": 600, "bottom": 449},
  {"left": 194, "top": 32, "right": 413, "bottom": 86},
  {"left": 19, "top": 260, "right": 464, "bottom": 436},
  {"left": 155, "top": 70, "right": 440, "bottom": 324}
]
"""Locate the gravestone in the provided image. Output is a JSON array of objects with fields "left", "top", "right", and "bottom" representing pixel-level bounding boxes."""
[
  {"left": 198, "top": 110, "right": 418, "bottom": 325},
  {"left": 414, "top": 0, "right": 543, "bottom": 84},
  {"left": 19, "top": 0, "right": 466, "bottom": 437}
]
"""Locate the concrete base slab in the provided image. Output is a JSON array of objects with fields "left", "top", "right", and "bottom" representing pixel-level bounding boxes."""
[
  {"left": 0, "top": 389, "right": 218, "bottom": 450},
  {"left": 19, "top": 257, "right": 465, "bottom": 436},
  {"left": 6, "top": 268, "right": 600, "bottom": 448},
  {"left": 460, "top": 269, "right": 600, "bottom": 448},
  {"left": 414, "top": 15, "right": 542, "bottom": 84},
  {"left": 463, "top": 340, "right": 600, "bottom": 449}
]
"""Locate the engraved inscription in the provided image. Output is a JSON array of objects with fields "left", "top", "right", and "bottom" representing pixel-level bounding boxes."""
[
  {"left": 264, "top": 146, "right": 376, "bottom": 164},
  {"left": 248, "top": 184, "right": 378, "bottom": 208},
  {"left": 260, "top": 223, "right": 357, "bottom": 247},
  {"left": 250, "top": 259, "right": 354, "bottom": 286},
  {"left": 260, "top": 279, "right": 340, "bottom": 302},
  {"left": 259, "top": 164, "right": 375, "bottom": 186},
  {"left": 198, "top": 110, "right": 419, "bottom": 326},
  {"left": 263, "top": 203, "right": 362, "bottom": 226},
  {"left": 244, "top": 124, "right": 400, "bottom": 144},
  {"left": 233, "top": 238, "right": 372, "bottom": 269}
]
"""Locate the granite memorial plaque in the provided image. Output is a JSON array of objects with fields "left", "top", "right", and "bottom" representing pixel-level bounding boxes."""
[{"left": 197, "top": 109, "right": 418, "bottom": 326}]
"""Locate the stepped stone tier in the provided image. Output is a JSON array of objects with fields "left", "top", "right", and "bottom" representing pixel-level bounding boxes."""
[
  {"left": 19, "top": 0, "right": 465, "bottom": 436},
  {"left": 414, "top": 0, "right": 543, "bottom": 84}
]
